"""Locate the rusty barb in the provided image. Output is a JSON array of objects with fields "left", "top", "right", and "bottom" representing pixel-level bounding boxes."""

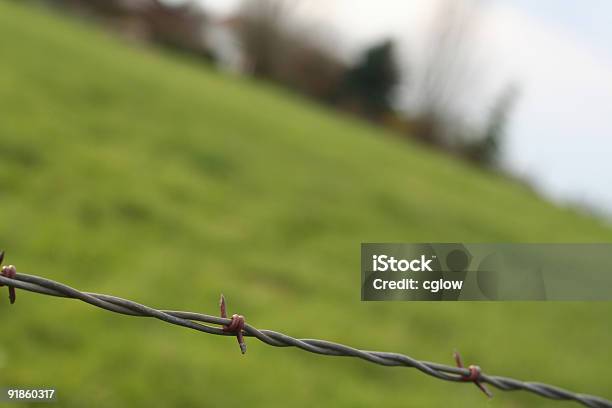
[
  {"left": 454, "top": 350, "right": 492, "bottom": 398},
  {"left": 219, "top": 294, "right": 247, "bottom": 354},
  {"left": 0, "top": 251, "right": 17, "bottom": 304},
  {"left": 0, "top": 250, "right": 611, "bottom": 408}
]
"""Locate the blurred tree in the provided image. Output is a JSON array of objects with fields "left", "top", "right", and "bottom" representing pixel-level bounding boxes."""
[
  {"left": 39, "top": 0, "right": 209, "bottom": 57},
  {"left": 236, "top": 0, "right": 294, "bottom": 78},
  {"left": 466, "top": 84, "right": 519, "bottom": 166},
  {"left": 41, "top": 0, "right": 125, "bottom": 15},
  {"left": 141, "top": 1, "right": 207, "bottom": 54},
  {"left": 340, "top": 40, "right": 400, "bottom": 120},
  {"left": 407, "top": 0, "right": 520, "bottom": 168},
  {"left": 413, "top": 0, "right": 481, "bottom": 146},
  {"left": 233, "top": 0, "right": 347, "bottom": 103},
  {"left": 280, "top": 41, "right": 347, "bottom": 102}
]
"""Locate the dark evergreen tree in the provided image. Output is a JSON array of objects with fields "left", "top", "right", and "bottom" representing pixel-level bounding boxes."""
[{"left": 342, "top": 40, "right": 400, "bottom": 119}]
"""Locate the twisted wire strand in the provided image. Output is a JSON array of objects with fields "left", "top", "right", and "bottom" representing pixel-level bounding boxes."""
[{"left": 1, "top": 272, "right": 610, "bottom": 408}]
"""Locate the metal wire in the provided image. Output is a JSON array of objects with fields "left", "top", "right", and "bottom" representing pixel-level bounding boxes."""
[{"left": 1, "top": 271, "right": 611, "bottom": 408}]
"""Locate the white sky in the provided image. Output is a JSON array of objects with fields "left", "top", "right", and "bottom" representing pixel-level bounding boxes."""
[{"left": 200, "top": 0, "right": 612, "bottom": 217}]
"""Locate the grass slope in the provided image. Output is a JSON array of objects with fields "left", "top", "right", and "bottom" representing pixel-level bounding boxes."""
[{"left": 0, "top": 2, "right": 610, "bottom": 407}]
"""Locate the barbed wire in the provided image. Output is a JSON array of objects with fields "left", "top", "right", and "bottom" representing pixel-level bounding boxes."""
[{"left": 1, "top": 256, "right": 610, "bottom": 407}]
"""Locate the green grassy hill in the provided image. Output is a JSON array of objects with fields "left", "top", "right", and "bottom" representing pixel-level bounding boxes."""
[{"left": 0, "top": 1, "right": 610, "bottom": 407}]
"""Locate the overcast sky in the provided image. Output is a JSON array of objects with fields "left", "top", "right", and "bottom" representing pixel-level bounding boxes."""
[{"left": 200, "top": 0, "right": 612, "bottom": 217}]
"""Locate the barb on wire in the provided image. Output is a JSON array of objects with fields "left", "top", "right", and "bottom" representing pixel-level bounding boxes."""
[
  {"left": 0, "top": 251, "right": 17, "bottom": 304},
  {"left": 0, "top": 257, "right": 610, "bottom": 408},
  {"left": 220, "top": 294, "right": 247, "bottom": 354},
  {"left": 454, "top": 350, "right": 492, "bottom": 398}
]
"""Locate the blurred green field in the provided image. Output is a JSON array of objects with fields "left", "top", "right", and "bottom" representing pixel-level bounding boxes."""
[{"left": 0, "top": 1, "right": 610, "bottom": 407}]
